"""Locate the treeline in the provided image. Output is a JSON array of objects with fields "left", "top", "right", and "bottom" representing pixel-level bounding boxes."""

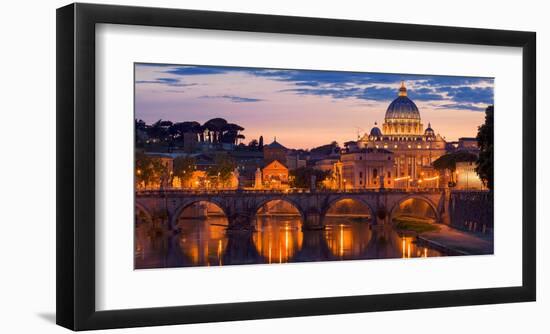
[
  {"left": 135, "top": 152, "right": 238, "bottom": 189},
  {"left": 135, "top": 118, "right": 245, "bottom": 146}
]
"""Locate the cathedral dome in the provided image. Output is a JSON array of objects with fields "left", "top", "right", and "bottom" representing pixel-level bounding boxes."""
[
  {"left": 384, "top": 82, "right": 420, "bottom": 121},
  {"left": 369, "top": 123, "right": 383, "bottom": 138},
  {"left": 424, "top": 123, "right": 435, "bottom": 137}
]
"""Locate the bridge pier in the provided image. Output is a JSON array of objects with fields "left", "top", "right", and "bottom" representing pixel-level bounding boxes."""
[
  {"left": 226, "top": 211, "right": 255, "bottom": 232},
  {"left": 303, "top": 211, "right": 325, "bottom": 231}
]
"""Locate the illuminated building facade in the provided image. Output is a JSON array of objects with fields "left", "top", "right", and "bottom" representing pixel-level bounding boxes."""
[
  {"left": 455, "top": 161, "right": 485, "bottom": 190},
  {"left": 343, "top": 82, "right": 447, "bottom": 189},
  {"left": 261, "top": 160, "right": 289, "bottom": 189},
  {"left": 341, "top": 148, "right": 394, "bottom": 189}
]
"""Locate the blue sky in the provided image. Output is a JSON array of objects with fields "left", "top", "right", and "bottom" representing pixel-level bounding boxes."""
[{"left": 135, "top": 63, "right": 494, "bottom": 148}]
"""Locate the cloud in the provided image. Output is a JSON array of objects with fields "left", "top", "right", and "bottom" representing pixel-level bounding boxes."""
[
  {"left": 199, "top": 95, "right": 264, "bottom": 103},
  {"left": 135, "top": 63, "right": 174, "bottom": 68},
  {"left": 164, "top": 66, "right": 231, "bottom": 76},
  {"left": 251, "top": 70, "right": 490, "bottom": 105},
  {"left": 422, "top": 77, "right": 493, "bottom": 87},
  {"left": 437, "top": 86, "right": 494, "bottom": 104},
  {"left": 437, "top": 103, "right": 486, "bottom": 112},
  {"left": 280, "top": 86, "right": 446, "bottom": 102},
  {"left": 136, "top": 63, "right": 495, "bottom": 110},
  {"left": 136, "top": 77, "right": 197, "bottom": 87}
]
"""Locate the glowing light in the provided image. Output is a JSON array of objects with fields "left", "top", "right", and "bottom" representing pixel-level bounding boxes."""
[
  {"left": 339, "top": 224, "right": 344, "bottom": 258},
  {"left": 268, "top": 239, "right": 272, "bottom": 264},
  {"left": 217, "top": 240, "right": 223, "bottom": 266}
]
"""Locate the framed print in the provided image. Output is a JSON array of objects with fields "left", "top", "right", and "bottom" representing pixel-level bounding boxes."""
[{"left": 56, "top": 3, "right": 536, "bottom": 331}]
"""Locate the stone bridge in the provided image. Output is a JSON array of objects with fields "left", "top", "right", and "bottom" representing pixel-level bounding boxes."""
[{"left": 135, "top": 189, "right": 450, "bottom": 231}]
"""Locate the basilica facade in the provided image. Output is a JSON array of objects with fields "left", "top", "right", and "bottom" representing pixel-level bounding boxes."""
[{"left": 342, "top": 82, "right": 447, "bottom": 189}]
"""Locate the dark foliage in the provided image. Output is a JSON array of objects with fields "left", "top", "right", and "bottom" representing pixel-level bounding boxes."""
[{"left": 476, "top": 105, "right": 494, "bottom": 190}]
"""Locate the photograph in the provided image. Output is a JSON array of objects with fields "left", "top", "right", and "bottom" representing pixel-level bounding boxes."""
[{"left": 133, "top": 63, "right": 495, "bottom": 269}]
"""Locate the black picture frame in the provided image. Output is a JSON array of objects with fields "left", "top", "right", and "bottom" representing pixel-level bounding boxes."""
[{"left": 56, "top": 3, "right": 536, "bottom": 331}]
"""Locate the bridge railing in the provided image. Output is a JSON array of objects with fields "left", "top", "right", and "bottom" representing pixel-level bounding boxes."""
[{"left": 135, "top": 187, "right": 445, "bottom": 196}]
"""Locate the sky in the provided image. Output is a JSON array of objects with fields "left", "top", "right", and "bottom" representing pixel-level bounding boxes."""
[{"left": 135, "top": 63, "right": 494, "bottom": 149}]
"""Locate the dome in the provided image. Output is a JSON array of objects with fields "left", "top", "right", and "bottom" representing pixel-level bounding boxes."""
[
  {"left": 384, "top": 82, "right": 421, "bottom": 121},
  {"left": 369, "top": 123, "right": 383, "bottom": 137},
  {"left": 424, "top": 123, "right": 435, "bottom": 137}
]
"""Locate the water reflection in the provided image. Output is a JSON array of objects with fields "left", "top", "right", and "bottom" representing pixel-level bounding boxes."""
[
  {"left": 135, "top": 214, "right": 443, "bottom": 269},
  {"left": 254, "top": 216, "right": 303, "bottom": 264}
]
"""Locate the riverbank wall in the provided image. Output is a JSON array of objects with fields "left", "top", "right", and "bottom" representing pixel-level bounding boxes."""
[{"left": 449, "top": 190, "right": 493, "bottom": 234}]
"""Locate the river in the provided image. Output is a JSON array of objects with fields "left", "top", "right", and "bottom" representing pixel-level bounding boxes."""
[{"left": 135, "top": 215, "right": 443, "bottom": 269}]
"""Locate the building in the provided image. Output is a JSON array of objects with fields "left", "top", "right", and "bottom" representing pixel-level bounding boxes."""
[
  {"left": 286, "top": 150, "right": 307, "bottom": 170},
  {"left": 261, "top": 160, "right": 289, "bottom": 189},
  {"left": 446, "top": 137, "right": 480, "bottom": 153},
  {"left": 455, "top": 161, "right": 485, "bottom": 190},
  {"left": 263, "top": 139, "right": 288, "bottom": 165},
  {"left": 341, "top": 148, "right": 395, "bottom": 189},
  {"left": 342, "top": 82, "right": 447, "bottom": 189}
]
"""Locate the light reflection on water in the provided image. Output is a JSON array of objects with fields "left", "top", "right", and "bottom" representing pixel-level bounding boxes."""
[{"left": 135, "top": 215, "right": 443, "bottom": 269}]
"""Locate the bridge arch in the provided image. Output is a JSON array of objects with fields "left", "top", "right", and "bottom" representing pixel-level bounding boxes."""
[
  {"left": 389, "top": 194, "right": 440, "bottom": 224},
  {"left": 253, "top": 197, "right": 306, "bottom": 222},
  {"left": 170, "top": 198, "right": 229, "bottom": 230},
  {"left": 135, "top": 201, "right": 153, "bottom": 225},
  {"left": 322, "top": 196, "right": 375, "bottom": 220}
]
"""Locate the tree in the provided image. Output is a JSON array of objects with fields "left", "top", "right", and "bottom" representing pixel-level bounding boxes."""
[
  {"left": 169, "top": 121, "right": 201, "bottom": 143},
  {"left": 207, "top": 154, "right": 236, "bottom": 188},
  {"left": 476, "top": 105, "right": 494, "bottom": 190},
  {"left": 135, "top": 119, "right": 146, "bottom": 131},
  {"left": 290, "top": 167, "right": 331, "bottom": 189},
  {"left": 135, "top": 151, "right": 154, "bottom": 189},
  {"left": 172, "top": 156, "right": 196, "bottom": 188},
  {"left": 221, "top": 123, "right": 245, "bottom": 144},
  {"left": 147, "top": 119, "right": 170, "bottom": 142},
  {"left": 248, "top": 139, "right": 259, "bottom": 149},
  {"left": 203, "top": 118, "right": 228, "bottom": 143},
  {"left": 135, "top": 152, "right": 170, "bottom": 189},
  {"left": 258, "top": 136, "right": 264, "bottom": 150},
  {"left": 150, "top": 158, "right": 169, "bottom": 189}
]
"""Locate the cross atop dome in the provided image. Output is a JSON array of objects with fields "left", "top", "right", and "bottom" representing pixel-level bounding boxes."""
[{"left": 398, "top": 81, "right": 407, "bottom": 97}]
